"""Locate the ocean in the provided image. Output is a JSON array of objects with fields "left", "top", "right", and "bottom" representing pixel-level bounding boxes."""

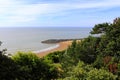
[{"left": 0, "top": 27, "right": 92, "bottom": 54}]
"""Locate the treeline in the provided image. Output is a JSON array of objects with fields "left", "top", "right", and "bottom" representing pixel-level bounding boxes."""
[
  {"left": 0, "top": 51, "right": 59, "bottom": 80},
  {"left": 0, "top": 18, "right": 120, "bottom": 80}
]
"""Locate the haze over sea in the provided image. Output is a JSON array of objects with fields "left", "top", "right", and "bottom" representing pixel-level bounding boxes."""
[{"left": 0, "top": 27, "right": 92, "bottom": 54}]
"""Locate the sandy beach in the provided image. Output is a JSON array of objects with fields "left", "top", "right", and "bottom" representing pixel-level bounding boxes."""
[{"left": 36, "top": 41, "right": 72, "bottom": 57}]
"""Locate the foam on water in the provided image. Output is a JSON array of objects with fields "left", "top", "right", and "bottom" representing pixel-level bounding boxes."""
[{"left": 33, "top": 44, "right": 59, "bottom": 53}]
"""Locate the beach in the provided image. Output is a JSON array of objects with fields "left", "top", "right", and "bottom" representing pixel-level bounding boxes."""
[
  {"left": 0, "top": 27, "right": 90, "bottom": 54},
  {"left": 36, "top": 41, "right": 72, "bottom": 57}
]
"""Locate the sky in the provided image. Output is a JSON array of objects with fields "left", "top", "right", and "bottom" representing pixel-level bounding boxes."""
[{"left": 0, "top": 0, "right": 120, "bottom": 27}]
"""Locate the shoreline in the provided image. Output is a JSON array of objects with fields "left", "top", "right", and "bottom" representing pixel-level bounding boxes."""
[
  {"left": 36, "top": 41, "right": 72, "bottom": 57},
  {"left": 33, "top": 44, "right": 59, "bottom": 53}
]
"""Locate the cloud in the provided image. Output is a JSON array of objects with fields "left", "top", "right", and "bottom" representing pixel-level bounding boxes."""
[{"left": 0, "top": 0, "right": 120, "bottom": 27}]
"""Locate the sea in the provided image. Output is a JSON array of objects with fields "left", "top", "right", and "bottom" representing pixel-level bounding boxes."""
[{"left": 0, "top": 27, "right": 92, "bottom": 54}]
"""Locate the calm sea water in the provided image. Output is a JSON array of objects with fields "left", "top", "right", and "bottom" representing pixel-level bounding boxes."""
[{"left": 0, "top": 27, "right": 92, "bottom": 54}]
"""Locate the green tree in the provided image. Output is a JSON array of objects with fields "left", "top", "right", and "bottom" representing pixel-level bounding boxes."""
[
  {"left": 12, "top": 52, "right": 59, "bottom": 80},
  {"left": 90, "top": 17, "right": 120, "bottom": 75},
  {"left": 43, "top": 50, "right": 65, "bottom": 63},
  {"left": 0, "top": 42, "right": 20, "bottom": 80},
  {"left": 77, "top": 36, "right": 100, "bottom": 64},
  {"left": 90, "top": 23, "right": 110, "bottom": 34},
  {"left": 86, "top": 68, "right": 117, "bottom": 80},
  {"left": 59, "top": 61, "right": 88, "bottom": 80},
  {"left": 91, "top": 17, "right": 120, "bottom": 57},
  {"left": 93, "top": 54, "right": 104, "bottom": 69},
  {"left": 59, "top": 61, "right": 117, "bottom": 80}
]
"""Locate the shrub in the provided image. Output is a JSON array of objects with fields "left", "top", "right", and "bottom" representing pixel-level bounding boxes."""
[
  {"left": 86, "top": 68, "right": 117, "bottom": 80},
  {"left": 12, "top": 52, "right": 59, "bottom": 80},
  {"left": 0, "top": 51, "right": 20, "bottom": 80}
]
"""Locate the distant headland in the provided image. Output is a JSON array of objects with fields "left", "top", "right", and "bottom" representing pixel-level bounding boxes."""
[{"left": 41, "top": 38, "right": 83, "bottom": 44}]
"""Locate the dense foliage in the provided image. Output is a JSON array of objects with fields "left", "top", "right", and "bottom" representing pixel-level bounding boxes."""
[
  {"left": 57, "top": 18, "right": 120, "bottom": 79},
  {"left": 1, "top": 18, "right": 120, "bottom": 79},
  {"left": 0, "top": 48, "right": 59, "bottom": 80},
  {"left": 12, "top": 52, "right": 59, "bottom": 80},
  {"left": 0, "top": 42, "right": 20, "bottom": 80}
]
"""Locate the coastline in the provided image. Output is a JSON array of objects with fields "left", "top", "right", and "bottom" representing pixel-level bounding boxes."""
[
  {"left": 33, "top": 44, "right": 59, "bottom": 53},
  {"left": 36, "top": 41, "right": 72, "bottom": 57}
]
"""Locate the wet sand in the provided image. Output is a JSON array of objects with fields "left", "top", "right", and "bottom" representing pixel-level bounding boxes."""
[{"left": 36, "top": 41, "right": 72, "bottom": 58}]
